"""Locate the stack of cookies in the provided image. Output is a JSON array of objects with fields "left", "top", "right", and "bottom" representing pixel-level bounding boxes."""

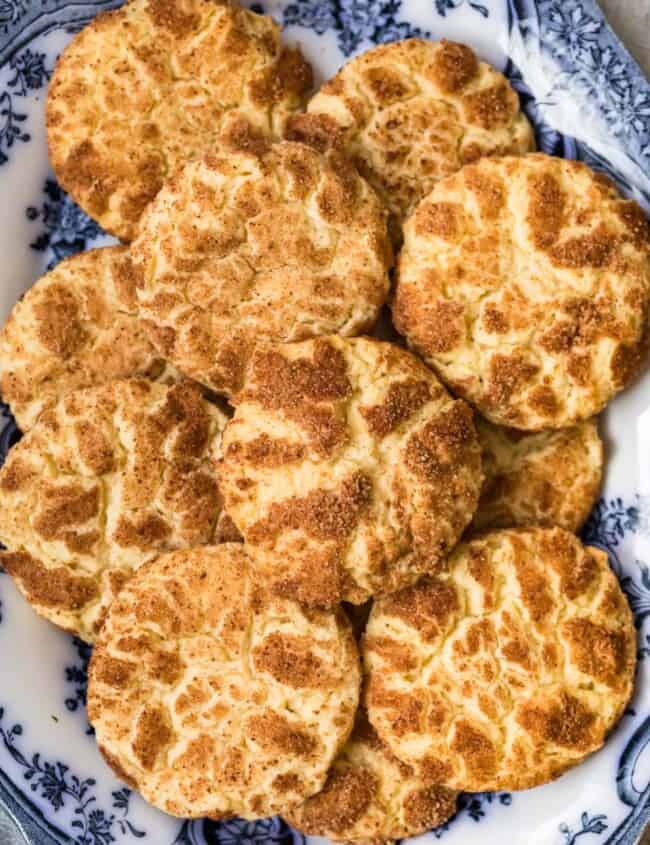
[{"left": 0, "top": 2, "right": 647, "bottom": 843}]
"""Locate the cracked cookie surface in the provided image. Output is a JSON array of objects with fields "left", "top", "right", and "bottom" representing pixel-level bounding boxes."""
[
  {"left": 88, "top": 544, "right": 360, "bottom": 819},
  {"left": 394, "top": 154, "right": 650, "bottom": 429},
  {"left": 364, "top": 527, "right": 636, "bottom": 792},
  {"left": 47, "top": 0, "right": 312, "bottom": 240},
  {"left": 285, "top": 706, "right": 457, "bottom": 845},
  {"left": 0, "top": 379, "right": 231, "bottom": 641},
  {"left": 218, "top": 335, "right": 483, "bottom": 607},
  {"left": 471, "top": 417, "right": 602, "bottom": 533},
  {"left": 132, "top": 139, "right": 392, "bottom": 396},
  {"left": 0, "top": 246, "right": 177, "bottom": 431},
  {"left": 286, "top": 38, "right": 534, "bottom": 242}
]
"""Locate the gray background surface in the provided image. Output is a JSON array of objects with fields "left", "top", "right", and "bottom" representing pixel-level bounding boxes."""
[{"left": 601, "top": 0, "right": 650, "bottom": 73}]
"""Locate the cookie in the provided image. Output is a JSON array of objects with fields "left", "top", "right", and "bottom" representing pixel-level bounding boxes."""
[
  {"left": 471, "top": 418, "right": 602, "bottom": 533},
  {"left": 285, "top": 709, "right": 457, "bottom": 845},
  {"left": 0, "top": 379, "right": 231, "bottom": 641},
  {"left": 132, "top": 138, "right": 392, "bottom": 396},
  {"left": 88, "top": 544, "right": 360, "bottom": 819},
  {"left": 286, "top": 39, "right": 534, "bottom": 241},
  {"left": 47, "top": 0, "right": 312, "bottom": 240},
  {"left": 0, "top": 246, "right": 178, "bottom": 431},
  {"left": 394, "top": 154, "right": 650, "bottom": 429},
  {"left": 218, "top": 336, "right": 483, "bottom": 607},
  {"left": 365, "top": 527, "right": 636, "bottom": 792}
]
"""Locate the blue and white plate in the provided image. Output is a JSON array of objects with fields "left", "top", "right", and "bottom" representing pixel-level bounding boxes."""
[{"left": 1, "top": 1, "right": 650, "bottom": 844}]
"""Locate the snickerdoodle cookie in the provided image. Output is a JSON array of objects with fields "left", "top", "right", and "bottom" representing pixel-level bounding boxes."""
[
  {"left": 287, "top": 39, "right": 533, "bottom": 240},
  {"left": 0, "top": 379, "right": 231, "bottom": 641},
  {"left": 0, "top": 246, "right": 174, "bottom": 430},
  {"left": 218, "top": 335, "right": 482, "bottom": 607},
  {"left": 365, "top": 527, "right": 636, "bottom": 792},
  {"left": 132, "top": 138, "right": 392, "bottom": 396},
  {"left": 471, "top": 418, "right": 602, "bottom": 533},
  {"left": 394, "top": 154, "right": 650, "bottom": 429},
  {"left": 285, "top": 708, "right": 457, "bottom": 844},
  {"left": 88, "top": 544, "right": 360, "bottom": 819},
  {"left": 47, "top": 0, "right": 312, "bottom": 240}
]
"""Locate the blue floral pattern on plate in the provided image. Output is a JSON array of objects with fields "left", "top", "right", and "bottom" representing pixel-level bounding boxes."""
[
  {"left": 0, "top": 1, "right": 649, "bottom": 844},
  {"left": 26, "top": 180, "right": 103, "bottom": 270},
  {"left": 0, "top": 708, "right": 145, "bottom": 845},
  {"left": 283, "top": 0, "right": 429, "bottom": 57},
  {"left": 508, "top": 0, "right": 650, "bottom": 206}
]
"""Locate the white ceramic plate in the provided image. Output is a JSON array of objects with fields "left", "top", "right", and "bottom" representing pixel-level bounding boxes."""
[{"left": 1, "top": 1, "right": 650, "bottom": 843}]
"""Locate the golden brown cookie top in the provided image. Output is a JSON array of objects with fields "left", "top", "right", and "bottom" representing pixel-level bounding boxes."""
[
  {"left": 365, "top": 527, "right": 636, "bottom": 792},
  {"left": 471, "top": 417, "right": 603, "bottom": 533},
  {"left": 0, "top": 246, "right": 175, "bottom": 431},
  {"left": 394, "top": 154, "right": 650, "bottom": 429},
  {"left": 285, "top": 708, "right": 457, "bottom": 845},
  {"left": 47, "top": 0, "right": 313, "bottom": 240},
  {"left": 218, "top": 335, "right": 483, "bottom": 607},
  {"left": 286, "top": 39, "right": 534, "bottom": 241},
  {"left": 88, "top": 544, "right": 360, "bottom": 819},
  {"left": 0, "top": 379, "right": 229, "bottom": 641},
  {"left": 132, "top": 140, "right": 392, "bottom": 396}
]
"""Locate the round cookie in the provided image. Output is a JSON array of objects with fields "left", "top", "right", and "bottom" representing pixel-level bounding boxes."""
[
  {"left": 218, "top": 336, "right": 483, "bottom": 607},
  {"left": 88, "top": 544, "right": 360, "bottom": 819},
  {"left": 286, "top": 39, "right": 534, "bottom": 241},
  {"left": 365, "top": 527, "right": 636, "bottom": 792},
  {"left": 132, "top": 139, "right": 392, "bottom": 396},
  {"left": 394, "top": 154, "right": 650, "bottom": 429},
  {"left": 0, "top": 246, "right": 178, "bottom": 431},
  {"left": 0, "top": 379, "right": 233, "bottom": 642},
  {"left": 47, "top": 0, "right": 312, "bottom": 241},
  {"left": 285, "top": 709, "right": 458, "bottom": 845},
  {"left": 471, "top": 418, "right": 603, "bottom": 533}
]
